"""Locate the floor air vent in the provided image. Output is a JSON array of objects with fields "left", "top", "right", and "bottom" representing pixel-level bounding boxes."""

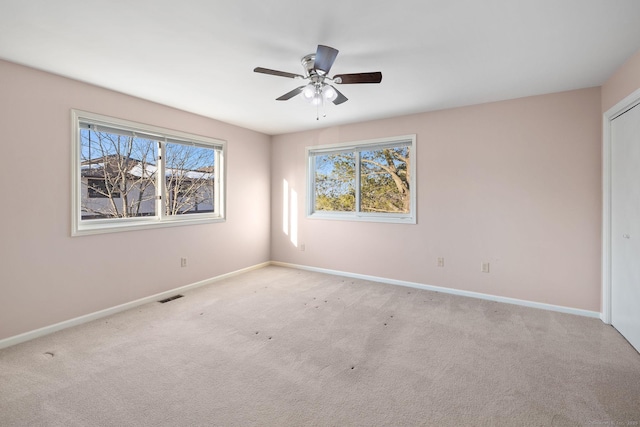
[{"left": 158, "top": 294, "right": 184, "bottom": 303}]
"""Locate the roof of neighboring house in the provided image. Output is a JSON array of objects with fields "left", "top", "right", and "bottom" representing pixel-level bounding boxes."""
[{"left": 81, "top": 156, "right": 213, "bottom": 180}]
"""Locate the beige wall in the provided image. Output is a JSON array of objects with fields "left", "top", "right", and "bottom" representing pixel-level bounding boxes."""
[
  {"left": 6, "top": 43, "right": 640, "bottom": 342},
  {"left": 271, "top": 88, "right": 603, "bottom": 312},
  {"left": 602, "top": 49, "right": 640, "bottom": 112},
  {"left": 0, "top": 60, "right": 272, "bottom": 340}
]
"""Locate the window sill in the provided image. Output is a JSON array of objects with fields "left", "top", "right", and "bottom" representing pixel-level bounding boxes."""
[
  {"left": 72, "top": 215, "right": 225, "bottom": 236},
  {"left": 307, "top": 212, "right": 416, "bottom": 224}
]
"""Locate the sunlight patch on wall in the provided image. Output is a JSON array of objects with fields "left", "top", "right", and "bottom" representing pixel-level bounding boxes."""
[
  {"left": 283, "top": 179, "right": 289, "bottom": 236},
  {"left": 290, "top": 189, "right": 298, "bottom": 247},
  {"left": 282, "top": 179, "right": 298, "bottom": 248}
]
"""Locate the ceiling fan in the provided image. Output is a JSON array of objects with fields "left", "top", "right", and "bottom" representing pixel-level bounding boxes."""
[{"left": 254, "top": 44, "right": 382, "bottom": 118}]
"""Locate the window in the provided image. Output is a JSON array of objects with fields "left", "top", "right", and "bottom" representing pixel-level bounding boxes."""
[
  {"left": 72, "top": 110, "right": 225, "bottom": 235},
  {"left": 307, "top": 135, "right": 416, "bottom": 223}
]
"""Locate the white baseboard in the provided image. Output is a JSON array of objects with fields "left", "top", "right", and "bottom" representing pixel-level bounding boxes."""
[
  {"left": 0, "top": 262, "right": 270, "bottom": 350},
  {"left": 270, "top": 261, "right": 601, "bottom": 319},
  {"left": 0, "top": 260, "right": 601, "bottom": 350}
]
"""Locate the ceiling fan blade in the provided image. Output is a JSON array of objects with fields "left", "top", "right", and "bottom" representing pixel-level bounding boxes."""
[
  {"left": 333, "top": 72, "right": 382, "bottom": 84},
  {"left": 314, "top": 45, "right": 339, "bottom": 74},
  {"left": 276, "top": 86, "right": 305, "bottom": 101},
  {"left": 254, "top": 67, "right": 304, "bottom": 79},
  {"left": 331, "top": 86, "right": 348, "bottom": 105}
]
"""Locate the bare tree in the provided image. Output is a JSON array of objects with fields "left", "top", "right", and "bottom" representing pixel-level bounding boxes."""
[
  {"left": 80, "top": 130, "right": 215, "bottom": 219},
  {"left": 164, "top": 143, "right": 215, "bottom": 215},
  {"left": 81, "top": 131, "right": 156, "bottom": 219}
]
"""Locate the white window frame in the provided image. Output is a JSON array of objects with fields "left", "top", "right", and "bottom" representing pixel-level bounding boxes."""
[
  {"left": 306, "top": 134, "right": 416, "bottom": 224},
  {"left": 71, "top": 109, "right": 226, "bottom": 236}
]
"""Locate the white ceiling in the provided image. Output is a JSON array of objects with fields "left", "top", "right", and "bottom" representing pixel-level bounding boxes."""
[{"left": 1, "top": 1, "right": 640, "bottom": 136}]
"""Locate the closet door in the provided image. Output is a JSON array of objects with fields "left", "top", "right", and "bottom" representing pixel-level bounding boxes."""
[{"left": 611, "top": 103, "right": 640, "bottom": 353}]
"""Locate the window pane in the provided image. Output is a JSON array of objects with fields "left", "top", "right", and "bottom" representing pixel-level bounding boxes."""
[
  {"left": 80, "top": 129, "right": 158, "bottom": 220},
  {"left": 164, "top": 143, "right": 215, "bottom": 215},
  {"left": 360, "top": 146, "right": 410, "bottom": 213},
  {"left": 314, "top": 152, "right": 356, "bottom": 212}
]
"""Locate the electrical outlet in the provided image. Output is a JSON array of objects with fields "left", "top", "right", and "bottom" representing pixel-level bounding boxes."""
[
  {"left": 300, "top": 243, "right": 305, "bottom": 252},
  {"left": 437, "top": 257, "right": 445, "bottom": 267},
  {"left": 481, "top": 262, "right": 490, "bottom": 273},
  {"left": 181, "top": 257, "right": 187, "bottom": 268}
]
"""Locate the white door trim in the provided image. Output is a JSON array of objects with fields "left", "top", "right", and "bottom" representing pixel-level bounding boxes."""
[{"left": 602, "top": 87, "right": 640, "bottom": 324}]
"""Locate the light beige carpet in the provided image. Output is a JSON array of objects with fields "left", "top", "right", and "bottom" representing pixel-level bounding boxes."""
[{"left": 1, "top": 266, "right": 639, "bottom": 426}]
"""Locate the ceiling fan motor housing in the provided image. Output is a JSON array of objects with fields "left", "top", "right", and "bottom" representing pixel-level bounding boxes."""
[{"left": 301, "top": 53, "right": 318, "bottom": 77}]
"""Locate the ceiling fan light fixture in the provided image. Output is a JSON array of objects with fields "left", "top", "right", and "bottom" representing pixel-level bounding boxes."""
[
  {"left": 311, "top": 95, "right": 322, "bottom": 106},
  {"left": 323, "top": 85, "right": 337, "bottom": 102},
  {"left": 302, "top": 84, "right": 316, "bottom": 102}
]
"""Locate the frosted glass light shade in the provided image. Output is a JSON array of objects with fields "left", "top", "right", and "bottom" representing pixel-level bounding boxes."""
[
  {"left": 323, "top": 85, "right": 337, "bottom": 102},
  {"left": 302, "top": 84, "right": 316, "bottom": 102}
]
